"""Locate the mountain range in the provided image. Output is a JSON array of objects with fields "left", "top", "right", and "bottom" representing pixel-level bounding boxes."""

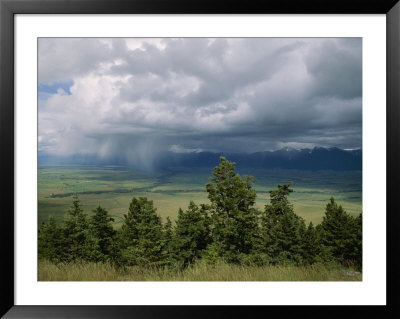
[
  {"left": 154, "top": 147, "right": 361, "bottom": 171},
  {"left": 38, "top": 147, "right": 362, "bottom": 171}
]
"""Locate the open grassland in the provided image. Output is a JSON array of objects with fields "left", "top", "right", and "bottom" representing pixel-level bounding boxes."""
[
  {"left": 38, "top": 165, "right": 362, "bottom": 226},
  {"left": 38, "top": 260, "right": 361, "bottom": 281}
]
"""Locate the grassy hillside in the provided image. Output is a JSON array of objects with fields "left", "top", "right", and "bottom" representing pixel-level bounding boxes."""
[{"left": 38, "top": 165, "right": 362, "bottom": 226}]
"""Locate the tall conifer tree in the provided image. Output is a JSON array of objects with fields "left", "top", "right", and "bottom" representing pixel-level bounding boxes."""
[
  {"left": 206, "top": 157, "right": 260, "bottom": 263},
  {"left": 38, "top": 216, "right": 66, "bottom": 262},
  {"left": 118, "top": 197, "right": 165, "bottom": 267},
  {"left": 90, "top": 205, "right": 116, "bottom": 261},
  {"left": 262, "top": 183, "right": 306, "bottom": 264},
  {"left": 319, "top": 198, "right": 362, "bottom": 268},
  {"left": 63, "top": 195, "right": 102, "bottom": 262},
  {"left": 171, "top": 202, "right": 211, "bottom": 268}
]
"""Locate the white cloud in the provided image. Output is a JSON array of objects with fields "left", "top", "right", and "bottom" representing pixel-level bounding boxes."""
[
  {"left": 170, "top": 145, "right": 203, "bottom": 153},
  {"left": 38, "top": 38, "right": 362, "bottom": 162}
]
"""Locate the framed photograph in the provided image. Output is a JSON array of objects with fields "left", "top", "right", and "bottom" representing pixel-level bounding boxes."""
[{"left": 1, "top": 0, "right": 399, "bottom": 318}]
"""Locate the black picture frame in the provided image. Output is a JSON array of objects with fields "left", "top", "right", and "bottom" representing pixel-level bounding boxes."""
[{"left": 1, "top": 0, "right": 399, "bottom": 318}]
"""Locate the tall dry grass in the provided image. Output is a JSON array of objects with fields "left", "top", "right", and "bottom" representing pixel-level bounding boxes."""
[{"left": 38, "top": 260, "right": 362, "bottom": 281}]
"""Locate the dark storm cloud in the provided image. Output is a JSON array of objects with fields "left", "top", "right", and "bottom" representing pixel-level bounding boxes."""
[
  {"left": 38, "top": 38, "right": 362, "bottom": 163},
  {"left": 305, "top": 39, "right": 362, "bottom": 99}
]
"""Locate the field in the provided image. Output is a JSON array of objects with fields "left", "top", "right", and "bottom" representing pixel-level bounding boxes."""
[
  {"left": 38, "top": 165, "right": 362, "bottom": 226},
  {"left": 38, "top": 260, "right": 362, "bottom": 281}
]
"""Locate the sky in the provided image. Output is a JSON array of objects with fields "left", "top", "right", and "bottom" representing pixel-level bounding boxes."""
[{"left": 38, "top": 38, "right": 362, "bottom": 165}]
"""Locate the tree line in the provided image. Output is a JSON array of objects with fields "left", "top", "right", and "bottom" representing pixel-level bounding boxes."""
[{"left": 39, "top": 157, "right": 362, "bottom": 270}]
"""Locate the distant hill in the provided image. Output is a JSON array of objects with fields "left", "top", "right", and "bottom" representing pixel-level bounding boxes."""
[{"left": 39, "top": 147, "right": 362, "bottom": 171}]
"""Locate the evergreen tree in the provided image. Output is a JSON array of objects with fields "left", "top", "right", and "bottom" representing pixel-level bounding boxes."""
[
  {"left": 262, "top": 183, "right": 306, "bottom": 264},
  {"left": 268, "top": 183, "right": 294, "bottom": 215},
  {"left": 319, "top": 197, "right": 362, "bottom": 268},
  {"left": 206, "top": 157, "right": 257, "bottom": 214},
  {"left": 164, "top": 216, "right": 173, "bottom": 241},
  {"left": 171, "top": 202, "right": 211, "bottom": 268},
  {"left": 38, "top": 216, "right": 66, "bottom": 263},
  {"left": 301, "top": 222, "right": 321, "bottom": 265},
  {"left": 63, "top": 195, "right": 102, "bottom": 262},
  {"left": 90, "top": 205, "right": 117, "bottom": 261},
  {"left": 161, "top": 216, "right": 174, "bottom": 265},
  {"left": 118, "top": 197, "right": 165, "bottom": 267},
  {"left": 206, "top": 157, "right": 260, "bottom": 263}
]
